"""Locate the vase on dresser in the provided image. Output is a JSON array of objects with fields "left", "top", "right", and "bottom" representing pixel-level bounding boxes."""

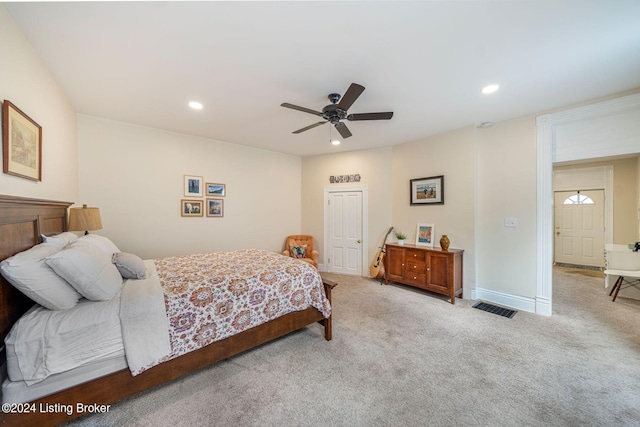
[{"left": 439, "top": 235, "right": 450, "bottom": 251}]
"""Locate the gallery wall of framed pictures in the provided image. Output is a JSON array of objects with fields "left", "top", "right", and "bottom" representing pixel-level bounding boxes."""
[{"left": 182, "top": 175, "right": 225, "bottom": 218}]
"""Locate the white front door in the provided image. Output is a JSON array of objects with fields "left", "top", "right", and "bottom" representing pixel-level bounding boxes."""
[
  {"left": 327, "top": 191, "right": 363, "bottom": 275},
  {"left": 554, "top": 190, "right": 605, "bottom": 267}
]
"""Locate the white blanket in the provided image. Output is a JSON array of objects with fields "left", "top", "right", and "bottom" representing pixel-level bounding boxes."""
[{"left": 119, "top": 260, "right": 171, "bottom": 374}]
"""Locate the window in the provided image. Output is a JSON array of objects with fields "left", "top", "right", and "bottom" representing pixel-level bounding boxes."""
[{"left": 563, "top": 194, "right": 594, "bottom": 205}]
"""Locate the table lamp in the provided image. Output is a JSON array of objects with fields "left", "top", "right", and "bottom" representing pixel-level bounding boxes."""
[{"left": 68, "top": 204, "right": 102, "bottom": 235}]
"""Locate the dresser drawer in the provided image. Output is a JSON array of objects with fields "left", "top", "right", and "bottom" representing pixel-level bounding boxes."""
[
  {"left": 405, "top": 249, "right": 426, "bottom": 263},
  {"left": 406, "top": 261, "right": 426, "bottom": 273},
  {"left": 404, "top": 272, "right": 426, "bottom": 286}
]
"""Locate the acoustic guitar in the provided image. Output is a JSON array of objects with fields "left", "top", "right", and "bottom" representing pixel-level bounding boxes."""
[{"left": 370, "top": 226, "right": 394, "bottom": 278}]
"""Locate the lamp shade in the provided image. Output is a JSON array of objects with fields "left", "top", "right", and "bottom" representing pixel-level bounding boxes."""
[{"left": 68, "top": 204, "right": 102, "bottom": 233}]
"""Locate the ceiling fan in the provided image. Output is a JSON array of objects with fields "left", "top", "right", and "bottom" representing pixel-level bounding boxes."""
[{"left": 281, "top": 83, "right": 393, "bottom": 139}]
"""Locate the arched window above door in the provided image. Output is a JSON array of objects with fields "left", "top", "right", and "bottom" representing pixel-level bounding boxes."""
[{"left": 563, "top": 194, "right": 595, "bottom": 205}]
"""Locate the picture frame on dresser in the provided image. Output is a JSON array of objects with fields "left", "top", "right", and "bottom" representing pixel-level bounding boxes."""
[
  {"left": 410, "top": 175, "right": 444, "bottom": 205},
  {"left": 2, "top": 100, "right": 42, "bottom": 182},
  {"left": 415, "top": 223, "right": 434, "bottom": 248}
]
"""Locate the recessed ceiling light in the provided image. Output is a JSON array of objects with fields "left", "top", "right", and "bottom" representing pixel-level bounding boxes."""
[
  {"left": 331, "top": 140, "right": 341, "bottom": 146},
  {"left": 481, "top": 84, "right": 499, "bottom": 94},
  {"left": 188, "top": 101, "right": 203, "bottom": 110},
  {"left": 477, "top": 121, "right": 495, "bottom": 128}
]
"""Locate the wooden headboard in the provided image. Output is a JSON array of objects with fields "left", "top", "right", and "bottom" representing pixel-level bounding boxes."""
[{"left": 0, "top": 195, "right": 72, "bottom": 344}]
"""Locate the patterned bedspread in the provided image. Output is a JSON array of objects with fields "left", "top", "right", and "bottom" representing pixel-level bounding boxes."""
[{"left": 133, "top": 249, "right": 331, "bottom": 374}]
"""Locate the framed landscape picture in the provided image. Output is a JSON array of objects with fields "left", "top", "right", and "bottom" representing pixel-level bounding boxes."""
[
  {"left": 2, "top": 100, "right": 42, "bottom": 181},
  {"left": 181, "top": 199, "right": 203, "bottom": 217},
  {"left": 184, "top": 175, "right": 203, "bottom": 197},
  {"left": 415, "top": 223, "right": 435, "bottom": 248},
  {"left": 206, "top": 182, "right": 225, "bottom": 197},
  {"left": 206, "top": 198, "right": 224, "bottom": 217},
  {"left": 410, "top": 175, "right": 444, "bottom": 205}
]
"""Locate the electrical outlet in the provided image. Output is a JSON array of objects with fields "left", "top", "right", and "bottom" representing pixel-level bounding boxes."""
[{"left": 504, "top": 218, "right": 518, "bottom": 228}]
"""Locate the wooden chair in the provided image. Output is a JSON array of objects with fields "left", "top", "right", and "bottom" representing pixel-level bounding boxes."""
[{"left": 282, "top": 235, "right": 319, "bottom": 269}]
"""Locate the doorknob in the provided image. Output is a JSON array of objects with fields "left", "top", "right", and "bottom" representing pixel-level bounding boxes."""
[
  {"left": 357, "top": 240, "right": 361, "bottom": 243},
  {"left": 556, "top": 232, "right": 560, "bottom": 236}
]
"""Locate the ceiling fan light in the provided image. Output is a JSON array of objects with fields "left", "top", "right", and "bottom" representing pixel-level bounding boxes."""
[
  {"left": 331, "top": 140, "right": 341, "bottom": 146},
  {"left": 188, "top": 101, "right": 203, "bottom": 110}
]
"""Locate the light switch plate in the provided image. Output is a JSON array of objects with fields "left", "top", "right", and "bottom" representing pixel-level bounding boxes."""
[{"left": 504, "top": 218, "right": 518, "bottom": 228}]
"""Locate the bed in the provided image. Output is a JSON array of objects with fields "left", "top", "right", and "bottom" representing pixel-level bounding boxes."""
[{"left": 0, "top": 195, "right": 336, "bottom": 426}]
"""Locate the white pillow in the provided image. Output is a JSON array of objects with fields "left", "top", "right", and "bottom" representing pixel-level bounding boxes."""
[
  {"left": 46, "top": 241, "right": 123, "bottom": 301},
  {"left": 78, "top": 234, "right": 121, "bottom": 257},
  {"left": 41, "top": 232, "right": 78, "bottom": 249},
  {"left": 0, "top": 243, "right": 82, "bottom": 310},
  {"left": 112, "top": 252, "right": 147, "bottom": 279}
]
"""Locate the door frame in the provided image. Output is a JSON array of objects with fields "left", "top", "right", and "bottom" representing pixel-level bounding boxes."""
[
  {"left": 537, "top": 92, "right": 640, "bottom": 316},
  {"left": 553, "top": 165, "right": 613, "bottom": 252},
  {"left": 323, "top": 185, "right": 369, "bottom": 275}
]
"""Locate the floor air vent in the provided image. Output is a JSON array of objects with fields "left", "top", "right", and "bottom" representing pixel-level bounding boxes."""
[{"left": 472, "top": 302, "right": 517, "bottom": 319}]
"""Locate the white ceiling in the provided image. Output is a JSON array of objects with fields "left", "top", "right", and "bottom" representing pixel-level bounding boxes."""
[{"left": 6, "top": 1, "right": 640, "bottom": 157}]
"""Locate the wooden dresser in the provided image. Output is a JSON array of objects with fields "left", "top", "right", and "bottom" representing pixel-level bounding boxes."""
[{"left": 383, "top": 243, "right": 463, "bottom": 304}]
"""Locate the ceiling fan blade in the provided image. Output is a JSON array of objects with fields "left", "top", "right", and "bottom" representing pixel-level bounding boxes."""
[
  {"left": 334, "top": 122, "right": 352, "bottom": 139},
  {"left": 293, "top": 121, "right": 326, "bottom": 134},
  {"left": 281, "top": 103, "right": 323, "bottom": 117},
  {"left": 347, "top": 112, "right": 394, "bottom": 121},
  {"left": 337, "top": 83, "right": 365, "bottom": 111}
]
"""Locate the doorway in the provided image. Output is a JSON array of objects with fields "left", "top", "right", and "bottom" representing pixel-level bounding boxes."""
[
  {"left": 537, "top": 92, "right": 640, "bottom": 316},
  {"left": 324, "top": 185, "right": 368, "bottom": 275}
]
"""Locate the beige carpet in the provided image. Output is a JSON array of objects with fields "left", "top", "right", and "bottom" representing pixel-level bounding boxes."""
[{"left": 67, "top": 267, "right": 640, "bottom": 426}]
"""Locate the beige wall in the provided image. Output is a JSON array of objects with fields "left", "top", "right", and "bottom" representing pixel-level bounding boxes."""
[
  {"left": 0, "top": 6, "right": 78, "bottom": 202},
  {"left": 302, "top": 119, "right": 536, "bottom": 301},
  {"left": 301, "top": 147, "right": 393, "bottom": 268},
  {"left": 392, "top": 126, "right": 477, "bottom": 293},
  {"left": 554, "top": 158, "right": 638, "bottom": 244},
  {"left": 77, "top": 115, "right": 302, "bottom": 259},
  {"left": 476, "top": 116, "right": 538, "bottom": 298}
]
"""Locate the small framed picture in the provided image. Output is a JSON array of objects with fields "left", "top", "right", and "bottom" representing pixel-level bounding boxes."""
[
  {"left": 206, "top": 182, "right": 226, "bottom": 197},
  {"left": 181, "top": 199, "right": 203, "bottom": 217},
  {"left": 3, "top": 100, "right": 42, "bottom": 181},
  {"left": 206, "top": 198, "right": 224, "bottom": 217},
  {"left": 415, "top": 223, "right": 435, "bottom": 248},
  {"left": 410, "top": 175, "right": 444, "bottom": 205},
  {"left": 184, "top": 175, "right": 203, "bottom": 197}
]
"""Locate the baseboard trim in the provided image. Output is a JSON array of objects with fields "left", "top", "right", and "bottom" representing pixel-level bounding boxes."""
[
  {"left": 535, "top": 295, "right": 552, "bottom": 316},
  {"left": 475, "top": 287, "right": 536, "bottom": 313}
]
